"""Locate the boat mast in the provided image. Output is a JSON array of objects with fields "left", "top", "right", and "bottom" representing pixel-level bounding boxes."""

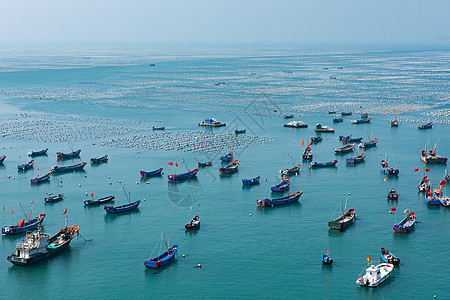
[
  {"left": 18, "top": 202, "right": 30, "bottom": 222},
  {"left": 28, "top": 200, "right": 34, "bottom": 221}
]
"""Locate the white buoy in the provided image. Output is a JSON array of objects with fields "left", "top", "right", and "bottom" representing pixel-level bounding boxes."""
[
  {"left": 109, "top": 182, "right": 112, "bottom": 185},
  {"left": 182, "top": 254, "right": 185, "bottom": 258},
  {"left": 85, "top": 192, "right": 88, "bottom": 196},
  {"left": 78, "top": 184, "right": 81, "bottom": 187},
  {"left": 118, "top": 180, "right": 121, "bottom": 183},
  {"left": 136, "top": 182, "right": 139, "bottom": 185},
  {"left": 197, "top": 203, "right": 200, "bottom": 206},
  {"left": 146, "top": 181, "right": 149, "bottom": 184},
  {"left": 197, "top": 264, "right": 202, "bottom": 268},
  {"left": 12, "top": 177, "right": 15, "bottom": 180},
  {"left": 249, "top": 213, "right": 252, "bottom": 217},
  {"left": 190, "top": 207, "right": 193, "bottom": 209}
]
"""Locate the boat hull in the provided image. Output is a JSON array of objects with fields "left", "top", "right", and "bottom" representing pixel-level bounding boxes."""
[
  {"left": 104, "top": 200, "right": 141, "bottom": 214},
  {"left": 256, "top": 191, "right": 303, "bottom": 207},
  {"left": 167, "top": 169, "right": 199, "bottom": 181},
  {"left": 140, "top": 168, "right": 163, "bottom": 177},
  {"left": 145, "top": 245, "right": 178, "bottom": 268},
  {"left": 2, "top": 214, "right": 46, "bottom": 235}
]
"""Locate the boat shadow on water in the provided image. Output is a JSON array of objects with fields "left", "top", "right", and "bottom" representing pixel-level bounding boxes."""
[
  {"left": 140, "top": 174, "right": 163, "bottom": 182},
  {"left": 104, "top": 209, "right": 141, "bottom": 222},
  {"left": 144, "top": 259, "right": 178, "bottom": 275},
  {"left": 255, "top": 201, "right": 301, "bottom": 215}
]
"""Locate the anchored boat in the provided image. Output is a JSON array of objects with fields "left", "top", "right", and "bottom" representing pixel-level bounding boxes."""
[
  {"left": 50, "top": 162, "right": 87, "bottom": 173},
  {"left": 256, "top": 191, "right": 303, "bottom": 207},
  {"left": 380, "top": 248, "right": 400, "bottom": 265},
  {"left": 0, "top": 155, "right": 6, "bottom": 164},
  {"left": 56, "top": 149, "right": 81, "bottom": 159},
  {"left": 310, "top": 160, "right": 338, "bottom": 168},
  {"left": 140, "top": 168, "right": 163, "bottom": 177},
  {"left": 185, "top": 215, "right": 200, "bottom": 230},
  {"left": 104, "top": 187, "right": 141, "bottom": 214},
  {"left": 418, "top": 175, "right": 431, "bottom": 192},
  {"left": 356, "top": 263, "right": 394, "bottom": 287},
  {"left": 315, "top": 123, "right": 334, "bottom": 133},
  {"left": 242, "top": 176, "right": 260, "bottom": 186},
  {"left": 359, "top": 138, "right": 377, "bottom": 148},
  {"left": 219, "top": 160, "right": 239, "bottom": 174},
  {"left": 387, "top": 189, "right": 399, "bottom": 200},
  {"left": 393, "top": 212, "right": 416, "bottom": 232},
  {"left": 302, "top": 147, "right": 313, "bottom": 160},
  {"left": 18, "top": 160, "right": 34, "bottom": 170},
  {"left": 198, "top": 118, "right": 226, "bottom": 127},
  {"left": 30, "top": 173, "right": 51, "bottom": 184},
  {"left": 418, "top": 122, "right": 433, "bottom": 129},
  {"left": 280, "top": 164, "right": 301, "bottom": 176},
  {"left": 271, "top": 178, "right": 290, "bottom": 193},
  {"left": 168, "top": 169, "right": 199, "bottom": 181},
  {"left": 328, "top": 195, "right": 355, "bottom": 231},
  {"left": 284, "top": 121, "right": 308, "bottom": 128},
  {"left": 44, "top": 193, "right": 64, "bottom": 203},
  {"left": 28, "top": 148, "right": 48, "bottom": 157},
  {"left": 84, "top": 195, "right": 115, "bottom": 206},
  {"left": 2, "top": 213, "right": 46, "bottom": 235},
  {"left": 90, "top": 155, "right": 108, "bottom": 164},
  {"left": 334, "top": 143, "right": 355, "bottom": 154},
  {"left": 220, "top": 151, "right": 233, "bottom": 162},
  {"left": 144, "top": 233, "right": 177, "bottom": 268},
  {"left": 346, "top": 153, "right": 366, "bottom": 164}
]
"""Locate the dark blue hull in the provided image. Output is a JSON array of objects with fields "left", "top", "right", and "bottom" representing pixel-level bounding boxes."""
[
  {"left": 0, "top": 155, "right": 5, "bottom": 164},
  {"left": 2, "top": 214, "right": 46, "bottom": 235},
  {"left": 168, "top": 169, "right": 199, "bottom": 181},
  {"left": 257, "top": 191, "right": 303, "bottom": 206},
  {"left": 50, "top": 162, "right": 87, "bottom": 173},
  {"left": 84, "top": 195, "right": 115, "bottom": 205},
  {"left": 28, "top": 149, "right": 48, "bottom": 157},
  {"left": 145, "top": 245, "right": 178, "bottom": 268},
  {"left": 30, "top": 173, "right": 51, "bottom": 183},
  {"left": 242, "top": 176, "right": 260, "bottom": 185},
  {"left": 90, "top": 155, "right": 108, "bottom": 163},
  {"left": 311, "top": 160, "right": 338, "bottom": 168},
  {"left": 140, "top": 168, "right": 163, "bottom": 177},
  {"left": 56, "top": 149, "right": 81, "bottom": 159},
  {"left": 104, "top": 200, "right": 141, "bottom": 214}
]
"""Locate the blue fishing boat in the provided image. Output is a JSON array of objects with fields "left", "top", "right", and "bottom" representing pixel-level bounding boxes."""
[
  {"left": 418, "top": 122, "right": 433, "bottom": 129},
  {"left": 271, "top": 178, "right": 290, "bottom": 193},
  {"left": 284, "top": 114, "right": 294, "bottom": 119},
  {"left": 168, "top": 169, "right": 199, "bottom": 181},
  {"left": 342, "top": 136, "right": 363, "bottom": 143},
  {"left": 198, "top": 161, "right": 212, "bottom": 167},
  {"left": 30, "top": 173, "right": 51, "bottom": 184},
  {"left": 256, "top": 191, "right": 303, "bottom": 207},
  {"left": 90, "top": 155, "right": 108, "bottom": 164},
  {"left": 334, "top": 143, "right": 355, "bottom": 153},
  {"left": 56, "top": 149, "right": 81, "bottom": 159},
  {"left": 219, "top": 160, "right": 239, "bottom": 174},
  {"left": 393, "top": 212, "right": 416, "bottom": 232},
  {"left": 280, "top": 164, "right": 301, "bottom": 176},
  {"left": 311, "top": 136, "right": 322, "bottom": 143},
  {"left": 145, "top": 244, "right": 178, "bottom": 268},
  {"left": 360, "top": 138, "right": 378, "bottom": 148},
  {"left": 346, "top": 153, "right": 366, "bottom": 164},
  {"left": 310, "top": 160, "right": 338, "bottom": 168},
  {"left": 104, "top": 200, "right": 141, "bottom": 214},
  {"left": 28, "top": 148, "right": 48, "bottom": 157},
  {"left": 302, "top": 147, "right": 313, "bottom": 160},
  {"left": 2, "top": 213, "right": 46, "bottom": 235},
  {"left": 152, "top": 126, "right": 165, "bottom": 130},
  {"left": 84, "top": 195, "right": 115, "bottom": 206},
  {"left": 18, "top": 160, "right": 34, "bottom": 170},
  {"left": 242, "top": 176, "right": 260, "bottom": 186},
  {"left": 425, "top": 188, "right": 440, "bottom": 206},
  {"left": 235, "top": 129, "right": 246, "bottom": 134},
  {"left": 380, "top": 248, "right": 400, "bottom": 265},
  {"left": 0, "top": 155, "right": 5, "bottom": 164},
  {"left": 44, "top": 194, "right": 64, "bottom": 203},
  {"left": 333, "top": 117, "right": 343, "bottom": 123},
  {"left": 50, "top": 162, "right": 87, "bottom": 173},
  {"left": 381, "top": 160, "right": 399, "bottom": 175},
  {"left": 327, "top": 111, "right": 337, "bottom": 114},
  {"left": 322, "top": 250, "right": 333, "bottom": 265},
  {"left": 341, "top": 112, "right": 352, "bottom": 116},
  {"left": 351, "top": 117, "right": 372, "bottom": 124},
  {"left": 220, "top": 151, "right": 233, "bottom": 161},
  {"left": 198, "top": 118, "right": 226, "bottom": 127},
  {"left": 387, "top": 189, "right": 399, "bottom": 200},
  {"left": 140, "top": 168, "right": 163, "bottom": 177}
]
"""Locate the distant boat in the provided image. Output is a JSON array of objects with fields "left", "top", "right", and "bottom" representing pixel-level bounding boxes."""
[
  {"left": 234, "top": 129, "right": 246, "bottom": 134},
  {"left": 420, "top": 141, "right": 447, "bottom": 164},
  {"left": 418, "top": 175, "right": 431, "bottom": 192},
  {"left": 346, "top": 152, "right": 366, "bottom": 164},
  {"left": 310, "top": 136, "right": 323, "bottom": 143},
  {"left": 50, "top": 162, "right": 87, "bottom": 173},
  {"left": 168, "top": 169, "right": 199, "bottom": 181},
  {"left": 271, "top": 178, "right": 290, "bottom": 193},
  {"left": 381, "top": 159, "right": 399, "bottom": 175},
  {"left": 2, "top": 213, "right": 46, "bottom": 235},
  {"left": 44, "top": 193, "right": 64, "bottom": 203},
  {"left": 280, "top": 164, "right": 301, "bottom": 176},
  {"left": 341, "top": 136, "right": 363, "bottom": 143},
  {"left": 380, "top": 248, "right": 400, "bottom": 265},
  {"left": 185, "top": 215, "right": 200, "bottom": 230},
  {"left": 356, "top": 263, "right": 394, "bottom": 287},
  {"left": 284, "top": 121, "right": 308, "bottom": 128},
  {"left": 433, "top": 187, "right": 450, "bottom": 207},
  {"left": 322, "top": 250, "right": 333, "bottom": 265},
  {"left": 387, "top": 189, "right": 399, "bottom": 200},
  {"left": 28, "top": 148, "right": 48, "bottom": 157},
  {"left": 334, "top": 143, "right": 355, "bottom": 154},
  {"left": 30, "top": 173, "right": 51, "bottom": 184},
  {"left": 391, "top": 119, "right": 398, "bottom": 127},
  {"left": 256, "top": 191, "right": 303, "bottom": 207},
  {"left": 341, "top": 112, "right": 352, "bottom": 116},
  {"left": 315, "top": 123, "right": 334, "bottom": 133},
  {"left": 198, "top": 161, "right": 212, "bottom": 167},
  {"left": 418, "top": 122, "right": 433, "bottom": 129},
  {"left": 242, "top": 176, "right": 260, "bottom": 186},
  {"left": 359, "top": 138, "right": 378, "bottom": 148},
  {"left": 220, "top": 151, "right": 233, "bottom": 162},
  {"left": 84, "top": 195, "right": 115, "bottom": 206},
  {"left": 393, "top": 212, "right": 416, "bottom": 232},
  {"left": 140, "top": 168, "right": 163, "bottom": 177},
  {"left": 328, "top": 193, "right": 355, "bottom": 231},
  {"left": 425, "top": 188, "right": 440, "bottom": 206},
  {"left": 310, "top": 160, "right": 338, "bottom": 168},
  {"left": 0, "top": 155, "right": 5, "bottom": 164},
  {"left": 219, "top": 160, "right": 239, "bottom": 174},
  {"left": 104, "top": 200, "right": 141, "bottom": 214},
  {"left": 283, "top": 114, "right": 294, "bottom": 119},
  {"left": 351, "top": 116, "right": 372, "bottom": 124},
  {"left": 56, "top": 149, "right": 81, "bottom": 159},
  {"left": 144, "top": 234, "right": 178, "bottom": 268},
  {"left": 152, "top": 126, "right": 165, "bottom": 130},
  {"left": 18, "top": 160, "right": 34, "bottom": 170},
  {"left": 90, "top": 155, "right": 108, "bottom": 164},
  {"left": 327, "top": 111, "right": 337, "bottom": 114},
  {"left": 198, "top": 118, "right": 226, "bottom": 127},
  {"left": 302, "top": 147, "right": 313, "bottom": 160},
  {"left": 333, "top": 117, "right": 343, "bottom": 123}
]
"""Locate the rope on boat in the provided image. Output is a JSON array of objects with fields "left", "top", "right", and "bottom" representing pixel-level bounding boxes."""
[{"left": 77, "top": 232, "right": 91, "bottom": 242}]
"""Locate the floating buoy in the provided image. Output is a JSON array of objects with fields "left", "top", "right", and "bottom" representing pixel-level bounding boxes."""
[
  {"left": 182, "top": 254, "right": 185, "bottom": 258},
  {"left": 197, "top": 264, "right": 202, "bottom": 268},
  {"left": 190, "top": 207, "right": 192, "bottom": 210},
  {"left": 12, "top": 177, "right": 15, "bottom": 180},
  {"left": 78, "top": 184, "right": 81, "bottom": 187},
  {"left": 146, "top": 181, "right": 149, "bottom": 184},
  {"left": 85, "top": 192, "right": 88, "bottom": 196},
  {"left": 197, "top": 203, "right": 200, "bottom": 206},
  {"left": 118, "top": 180, "right": 121, "bottom": 183},
  {"left": 109, "top": 182, "right": 112, "bottom": 185},
  {"left": 249, "top": 213, "right": 252, "bottom": 217}
]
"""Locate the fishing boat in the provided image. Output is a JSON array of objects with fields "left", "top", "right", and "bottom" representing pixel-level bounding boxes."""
[
  {"left": 152, "top": 126, "right": 165, "bottom": 130},
  {"left": 356, "top": 263, "right": 394, "bottom": 287},
  {"left": 220, "top": 151, "right": 233, "bottom": 162},
  {"left": 90, "top": 155, "right": 108, "bottom": 164},
  {"left": 271, "top": 178, "right": 290, "bottom": 193},
  {"left": 391, "top": 119, "right": 398, "bottom": 127},
  {"left": 30, "top": 173, "right": 51, "bottom": 184},
  {"left": 168, "top": 169, "right": 199, "bottom": 181},
  {"left": 322, "top": 250, "right": 333, "bottom": 265},
  {"left": 418, "top": 175, "right": 431, "bottom": 192},
  {"left": 341, "top": 112, "right": 352, "bottom": 116},
  {"left": 284, "top": 114, "right": 294, "bottom": 119},
  {"left": 302, "top": 147, "right": 313, "bottom": 160},
  {"left": 361, "top": 113, "right": 368, "bottom": 119},
  {"left": 185, "top": 215, "right": 200, "bottom": 230},
  {"left": 104, "top": 200, "right": 141, "bottom": 214},
  {"left": 445, "top": 169, "right": 450, "bottom": 183},
  {"left": 418, "top": 122, "right": 433, "bottom": 129},
  {"left": 7, "top": 225, "right": 80, "bottom": 266},
  {"left": 284, "top": 121, "right": 308, "bottom": 128},
  {"left": 310, "top": 136, "right": 322, "bottom": 143},
  {"left": 18, "top": 160, "right": 34, "bottom": 170},
  {"left": 420, "top": 141, "right": 447, "bottom": 164},
  {"left": 314, "top": 123, "right": 334, "bottom": 133},
  {"left": 380, "top": 248, "right": 400, "bottom": 265},
  {"left": 235, "top": 129, "right": 246, "bottom": 134},
  {"left": 333, "top": 117, "right": 343, "bottom": 123},
  {"left": 242, "top": 176, "right": 260, "bottom": 186},
  {"left": 50, "top": 162, "right": 87, "bottom": 173},
  {"left": 2, "top": 213, "right": 46, "bottom": 235},
  {"left": 327, "top": 111, "right": 337, "bottom": 114},
  {"left": 346, "top": 153, "right": 366, "bottom": 164},
  {"left": 342, "top": 136, "right": 363, "bottom": 143},
  {"left": 84, "top": 195, "right": 115, "bottom": 206},
  {"left": 144, "top": 234, "right": 178, "bottom": 268},
  {"left": 44, "top": 194, "right": 64, "bottom": 203},
  {"left": 381, "top": 160, "right": 399, "bottom": 175},
  {"left": 219, "top": 160, "right": 239, "bottom": 174},
  {"left": 0, "top": 155, "right": 5, "bottom": 164},
  {"left": 56, "top": 149, "right": 81, "bottom": 159},
  {"left": 310, "top": 160, "right": 338, "bottom": 168},
  {"left": 328, "top": 206, "right": 356, "bottom": 231},
  {"left": 198, "top": 118, "right": 226, "bottom": 127},
  {"left": 334, "top": 143, "right": 355, "bottom": 153},
  {"left": 433, "top": 188, "right": 450, "bottom": 207},
  {"left": 140, "top": 168, "right": 163, "bottom": 177},
  {"left": 351, "top": 116, "right": 372, "bottom": 124},
  {"left": 359, "top": 138, "right": 378, "bottom": 148},
  {"left": 387, "top": 189, "right": 399, "bottom": 200},
  {"left": 256, "top": 191, "right": 303, "bottom": 207},
  {"left": 425, "top": 188, "right": 440, "bottom": 206},
  {"left": 393, "top": 212, "right": 416, "bottom": 232},
  {"left": 198, "top": 161, "right": 212, "bottom": 167},
  {"left": 280, "top": 164, "right": 301, "bottom": 175},
  {"left": 28, "top": 148, "right": 48, "bottom": 157}
]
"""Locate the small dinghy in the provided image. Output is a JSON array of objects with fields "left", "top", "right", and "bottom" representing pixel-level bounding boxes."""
[
  {"left": 90, "top": 155, "right": 108, "bottom": 164},
  {"left": 152, "top": 126, "right": 165, "bottom": 130},
  {"left": 302, "top": 147, "right": 313, "bottom": 160},
  {"left": 185, "top": 215, "right": 200, "bottom": 230},
  {"left": 220, "top": 151, "right": 233, "bottom": 162},
  {"left": 280, "top": 164, "right": 301, "bottom": 176},
  {"left": 310, "top": 136, "right": 322, "bottom": 143},
  {"left": 341, "top": 112, "right": 352, "bottom": 116},
  {"left": 380, "top": 248, "right": 400, "bottom": 265},
  {"left": 144, "top": 233, "right": 178, "bottom": 268},
  {"left": 242, "top": 176, "right": 260, "bottom": 186},
  {"left": 28, "top": 148, "right": 48, "bottom": 157},
  {"left": 140, "top": 168, "right": 163, "bottom": 177},
  {"left": 351, "top": 116, "right": 372, "bottom": 124},
  {"left": 56, "top": 149, "right": 81, "bottom": 159},
  {"left": 393, "top": 212, "right": 416, "bottom": 232},
  {"left": 30, "top": 173, "right": 51, "bottom": 184},
  {"left": 433, "top": 187, "right": 450, "bottom": 207},
  {"left": 333, "top": 117, "right": 343, "bottom": 123},
  {"left": 359, "top": 138, "right": 378, "bottom": 148},
  {"left": 418, "top": 122, "right": 433, "bottom": 129},
  {"left": 322, "top": 250, "right": 333, "bottom": 265},
  {"left": 256, "top": 191, "right": 303, "bottom": 207},
  {"left": 418, "top": 175, "right": 431, "bottom": 192},
  {"left": 84, "top": 195, "right": 115, "bottom": 206},
  {"left": 18, "top": 160, "right": 34, "bottom": 170},
  {"left": 198, "top": 161, "right": 212, "bottom": 167},
  {"left": 271, "top": 178, "right": 290, "bottom": 193},
  {"left": 234, "top": 129, "right": 246, "bottom": 134},
  {"left": 387, "top": 189, "right": 399, "bottom": 200},
  {"left": 310, "top": 160, "right": 338, "bottom": 168},
  {"left": 391, "top": 119, "right": 398, "bottom": 127},
  {"left": 0, "top": 155, "right": 6, "bottom": 164},
  {"left": 334, "top": 143, "right": 355, "bottom": 154},
  {"left": 44, "top": 193, "right": 64, "bottom": 203},
  {"left": 284, "top": 114, "right": 294, "bottom": 119},
  {"left": 381, "top": 160, "right": 399, "bottom": 175},
  {"left": 425, "top": 188, "right": 440, "bottom": 206},
  {"left": 346, "top": 153, "right": 366, "bottom": 164},
  {"left": 356, "top": 263, "right": 394, "bottom": 287}
]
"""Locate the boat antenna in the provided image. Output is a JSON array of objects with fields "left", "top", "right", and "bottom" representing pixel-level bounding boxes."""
[
  {"left": 18, "top": 202, "right": 30, "bottom": 222},
  {"left": 29, "top": 200, "right": 34, "bottom": 221}
]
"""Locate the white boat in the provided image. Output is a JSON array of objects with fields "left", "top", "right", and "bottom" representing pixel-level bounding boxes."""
[
  {"left": 434, "top": 188, "right": 450, "bottom": 207},
  {"left": 356, "top": 263, "right": 394, "bottom": 287}
]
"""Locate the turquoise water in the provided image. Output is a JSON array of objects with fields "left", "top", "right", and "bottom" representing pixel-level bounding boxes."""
[{"left": 0, "top": 48, "right": 449, "bottom": 299}]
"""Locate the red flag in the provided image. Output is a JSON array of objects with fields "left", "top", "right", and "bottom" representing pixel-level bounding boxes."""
[
  {"left": 414, "top": 168, "right": 419, "bottom": 172},
  {"left": 425, "top": 168, "right": 430, "bottom": 172},
  {"left": 17, "top": 219, "right": 25, "bottom": 228},
  {"left": 302, "top": 139, "right": 304, "bottom": 146},
  {"left": 308, "top": 141, "right": 312, "bottom": 147},
  {"left": 175, "top": 162, "right": 178, "bottom": 167},
  {"left": 91, "top": 192, "right": 94, "bottom": 197},
  {"left": 440, "top": 179, "right": 446, "bottom": 186},
  {"left": 360, "top": 106, "right": 362, "bottom": 108},
  {"left": 168, "top": 161, "right": 173, "bottom": 166},
  {"left": 63, "top": 208, "right": 67, "bottom": 215},
  {"left": 2, "top": 205, "right": 4, "bottom": 211},
  {"left": 11, "top": 210, "right": 14, "bottom": 214},
  {"left": 390, "top": 207, "right": 397, "bottom": 212}
]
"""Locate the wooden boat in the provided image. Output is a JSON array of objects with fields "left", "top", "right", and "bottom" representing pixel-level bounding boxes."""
[
  {"left": 322, "top": 250, "right": 333, "bottom": 265},
  {"left": 28, "top": 148, "right": 48, "bottom": 157},
  {"left": 420, "top": 141, "right": 447, "bottom": 164},
  {"left": 44, "top": 194, "right": 64, "bottom": 203},
  {"left": 302, "top": 147, "right": 313, "bottom": 160},
  {"left": 434, "top": 188, "right": 450, "bottom": 207},
  {"left": 220, "top": 151, "right": 233, "bottom": 162},
  {"left": 152, "top": 126, "right": 165, "bottom": 130},
  {"left": 380, "top": 248, "right": 400, "bottom": 265},
  {"left": 56, "top": 149, "right": 81, "bottom": 159},
  {"left": 327, "top": 111, "right": 337, "bottom": 114},
  {"left": 342, "top": 136, "right": 363, "bottom": 143},
  {"left": 334, "top": 143, "right": 355, "bottom": 153},
  {"left": 310, "top": 136, "right": 322, "bottom": 143},
  {"left": 271, "top": 178, "right": 290, "bottom": 193},
  {"left": 2, "top": 213, "right": 46, "bottom": 235},
  {"left": 425, "top": 188, "right": 440, "bottom": 206},
  {"left": 145, "top": 245, "right": 178, "bottom": 268},
  {"left": 391, "top": 119, "right": 398, "bottom": 127},
  {"left": 0, "top": 155, "right": 5, "bottom": 164},
  {"left": 356, "top": 263, "right": 394, "bottom": 287},
  {"left": 361, "top": 113, "right": 368, "bottom": 119},
  {"left": 314, "top": 123, "right": 334, "bottom": 133},
  {"left": 50, "top": 162, "right": 87, "bottom": 173},
  {"left": 219, "top": 160, "right": 239, "bottom": 174},
  {"left": 310, "top": 160, "right": 338, "bottom": 168},
  {"left": 256, "top": 191, "right": 303, "bottom": 207},
  {"left": 341, "top": 112, "right": 352, "bottom": 116},
  {"left": 418, "top": 122, "right": 433, "bottom": 129},
  {"left": 84, "top": 195, "right": 115, "bottom": 206},
  {"left": 280, "top": 164, "right": 301, "bottom": 175},
  {"left": 393, "top": 212, "right": 416, "bottom": 232},
  {"left": 198, "top": 118, "right": 226, "bottom": 127},
  {"left": 381, "top": 160, "right": 399, "bottom": 175},
  {"left": 346, "top": 153, "right": 366, "bottom": 164},
  {"left": 359, "top": 138, "right": 378, "bottom": 148},
  {"left": 351, "top": 116, "right": 372, "bottom": 124},
  {"left": 234, "top": 129, "right": 246, "bottom": 134},
  {"left": 284, "top": 121, "right": 308, "bottom": 128},
  {"left": 198, "top": 161, "right": 212, "bottom": 167},
  {"left": 418, "top": 175, "right": 431, "bottom": 192},
  {"left": 90, "top": 155, "right": 108, "bottom": 164},
  {"left": 328, "top": 208, "right": 356, "bottom": 231},
  {"left": 18, "top": 160, "right": 34, "bottom": 170},
  {"left": 7, "top": 225, "right": 80, "bottom": 266},
  {"left": 185, "top": 215, "right": 200, "bottom": 230},
  {"left": 168, "top": 169, "right": 199, "bottom": 181},
  {"left": 140, "top": 168, "right": 163, "bottom": 177},
  {"left": 333, "top": 117, "right": 343, "bottom": 123},
  {"left": 283, "top": 114, "right": 294, "bottom": 119},
  {"left": 242, "top": 176, "right": 260, "bottom": 186},
  {"left": 387, "top": 189, "right": 399, "bottom": 200},
  {"left": 104, "top": 200, "right": 141, "bottom": 213},
  {"left": 30, "top": 173, "right": 51, "bottom": 184}
]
